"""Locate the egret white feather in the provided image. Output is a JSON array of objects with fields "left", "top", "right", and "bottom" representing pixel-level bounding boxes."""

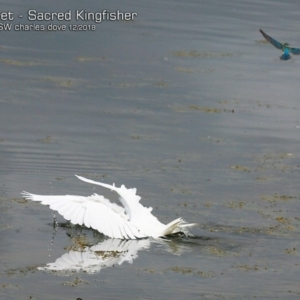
[{"left": 21, "top": 175, "right": 196, "bottom": 239}]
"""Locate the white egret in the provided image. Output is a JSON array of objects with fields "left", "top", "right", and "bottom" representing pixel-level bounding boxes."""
[{"left": 21, "top": 175, "right": 196, "bottom": 239}]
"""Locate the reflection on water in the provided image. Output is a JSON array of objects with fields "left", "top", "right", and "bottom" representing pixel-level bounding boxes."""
[
  {"left": 38, "top": 223, "right": 238, "bottom": 275},
  {"left": 38, "top": 224, "right": 213, "bottom": 274},
  {"left": 39, "top": 238, "right": 150, "bottom": 274}
]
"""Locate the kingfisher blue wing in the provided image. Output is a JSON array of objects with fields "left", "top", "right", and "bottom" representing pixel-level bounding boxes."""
[
  {"left": 260, "top": 29, "right": 283, "bottom": 50},
  {"left": 290, "top": 47, "right": 300, "bottom": 55}
]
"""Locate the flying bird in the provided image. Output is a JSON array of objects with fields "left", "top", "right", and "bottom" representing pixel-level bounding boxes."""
[
  {"left": 259, "top": 29, "right": 300, "bottom": 60},
  {"left": 21, "top": 175, "right": 196, "bottom": 239}
]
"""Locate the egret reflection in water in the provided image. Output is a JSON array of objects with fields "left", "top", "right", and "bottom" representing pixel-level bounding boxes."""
[
  {"left": 37, "top": 233, "right": 208, "bottom": 274},
  {"left": 38, "top": 238, "right": 150, "bottom": 274}
]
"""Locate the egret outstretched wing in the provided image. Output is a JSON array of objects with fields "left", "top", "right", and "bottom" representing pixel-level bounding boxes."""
[
  {"left": 21, "top": 192, "right": 146, "bottom": 239},
  {"left": 75, "top": 175, "right": 159, "bottom": 227},
  {"left": 260, "top": 29, "right": 283, "bottom": 49}
]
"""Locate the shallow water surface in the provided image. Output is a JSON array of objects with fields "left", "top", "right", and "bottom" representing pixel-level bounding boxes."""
[{"left": 1, "top": 0, "right": 300, "bottom": 299}]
